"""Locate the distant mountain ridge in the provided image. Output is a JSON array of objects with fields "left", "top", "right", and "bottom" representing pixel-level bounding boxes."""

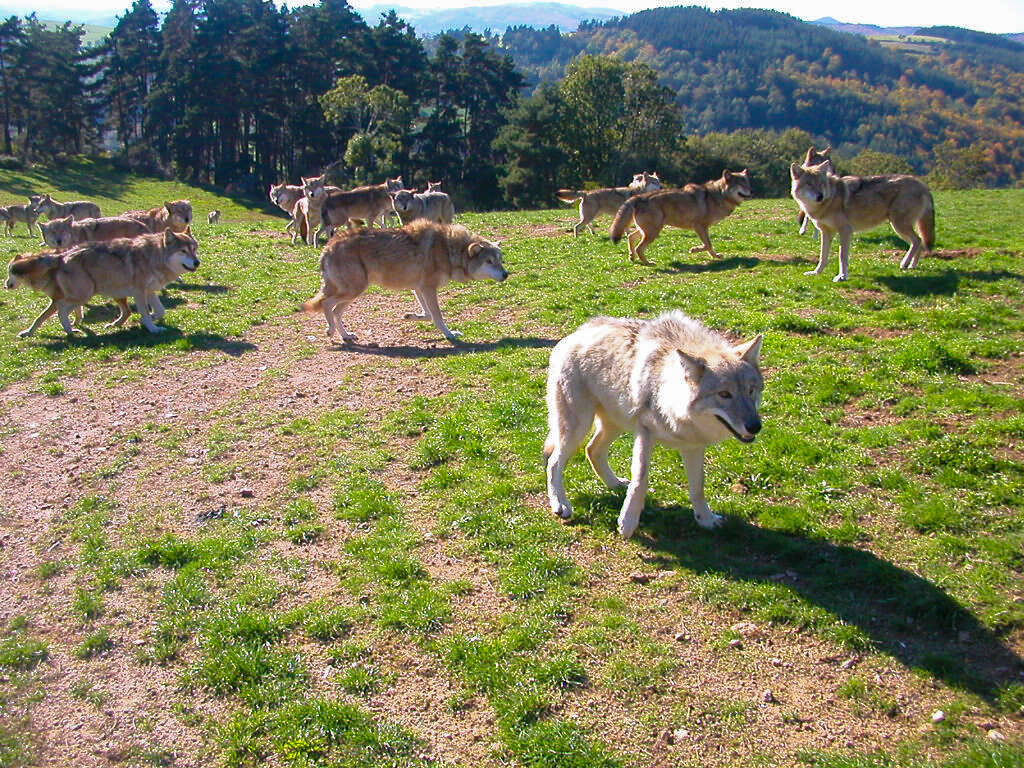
[
  {"left": 811, "top": 15, "right": 1023, "bottom": 44},
  {"left": 354, "top": 2, "right": 619, "bottom": 33}
]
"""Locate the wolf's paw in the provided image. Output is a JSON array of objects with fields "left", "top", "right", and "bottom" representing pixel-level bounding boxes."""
[
  {"left": 341, "top": 332, "right": 358, "bottom": 343},
  {"left": 608, "top": 477, "right": 629, "bottom": 490},
  {"left": 16, "top": 328, "right": 33, "bottom": 339},
  {"left": 694, "top": 509, "right": 724, "bottom": 530},
  {"left": 832, "top": 274, "right": 848, "bottom": 283},
  {"left": 552, "top": 502, "right": 573, "bottom": 520},
  {"left": 445, "top": 330, "right": 463, "bottom": 341},
  {"left": 147, "top": 326, "right": 166, "bottom": 334},
  {"left": 404, "top": 312, "right": 427, "bottom": 320},
  {"left": 617, "top": 512, "right": 640, "bottom": 539},
  {"left": 803, "top": 269, "right": 822, "bottom": 276}
]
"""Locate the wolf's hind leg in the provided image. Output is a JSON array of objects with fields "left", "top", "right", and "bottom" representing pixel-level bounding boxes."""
[
  {"left": 683, "top": 448, "right": 722, "bottom": 530},
  {"left": 403, "top": 289, "right": 430, "bottom": 320},
  {"left": 891, "top": 219, "right": 922, "bottom": 270},
  {"left": 105, "top": 299, "right": 133, "bottom": 328},
  {"left": 586, "top": 412, "right": 627, "bottom": 489}
]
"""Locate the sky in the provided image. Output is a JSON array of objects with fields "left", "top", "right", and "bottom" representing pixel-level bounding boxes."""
[{"left": 3, "top": 0, "right": 1022, "bottom": 34}]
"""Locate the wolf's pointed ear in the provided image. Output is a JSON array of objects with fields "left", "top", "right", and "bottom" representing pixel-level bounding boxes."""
[
  {"left": 741, "top": 168, "right": 749, "bottom": 176},
  {"left": 164, "top": 202, "right": 174, "bottom": 214},
  {"left": 790, "top": 162, "right": 802, "bottom": 180},
  {"left": 677, "top": 349, "right": 706, "bottom": 381},
  {"left": 467, "top": 242, "right": 484, "bottom": 257},
  {"left": 811, "top": 160, "right": 831, "bottom": 173},
  {"left": 734, "top": 334, "right": 763, "bottom": 367},
  {"left": 184, "top": 225, "right": 192, "bottom": 236},
  {"left": 822, "top": 146, "right": 832, "bottom": 155},
  {"left": 804, "top": 147, "right": 817, "bottom": 164}
]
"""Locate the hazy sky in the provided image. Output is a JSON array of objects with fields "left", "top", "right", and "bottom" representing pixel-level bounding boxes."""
[{"left": 5, "top": 0, "right": 1023, "bottom": 34}]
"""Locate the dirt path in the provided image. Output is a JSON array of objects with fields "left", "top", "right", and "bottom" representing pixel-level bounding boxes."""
[{"left": 0, "top": 295, "right": 505, "bottom": 767}]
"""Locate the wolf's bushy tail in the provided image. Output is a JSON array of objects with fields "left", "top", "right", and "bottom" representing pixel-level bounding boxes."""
[
  {"left": 920, "top": 194, "right": 936, "bottom": 251},
  {"left": 609, "top": 198, "right": 637, "bottom": 244},
  {"left": 302, "top": 290, "right": 324, "bottom": 313},
  {"left": 555, "top": 189, "right": 582, "bottom": 203}
]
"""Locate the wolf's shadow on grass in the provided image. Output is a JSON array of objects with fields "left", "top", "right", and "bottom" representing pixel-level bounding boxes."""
[
  {"left": 40, "top": 325, "right": 255, "bottom": 356},
  {"left": 574, "top": 493, "right": 1023, "bottom": 703},
  {"left": 335, "top": 336, "right": 558, "bottom": 359},
  {"left": 877, "top": 267, "right": 1024, "bottom": 297},
  {"left": 656, "top": 256, "right": 760, "bottom": 274}
]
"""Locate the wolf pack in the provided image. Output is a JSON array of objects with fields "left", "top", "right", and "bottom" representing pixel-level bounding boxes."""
[{"left": 5, "top": 147, "right": 939, "bottom": 537}]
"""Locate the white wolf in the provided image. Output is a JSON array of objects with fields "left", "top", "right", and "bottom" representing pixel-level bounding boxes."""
[{"left": 544, "top": 311, "right": 764, "bottom": 538}]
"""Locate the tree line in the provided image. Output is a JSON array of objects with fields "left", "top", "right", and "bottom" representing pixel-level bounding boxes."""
[{"left": 0, "top": 1, "right": 1017, "bottom": 209}]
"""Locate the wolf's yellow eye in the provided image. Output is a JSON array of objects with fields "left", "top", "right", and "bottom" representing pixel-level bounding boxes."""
[{"left": 719, "top": 391, "right": 732, "bottom": 399}]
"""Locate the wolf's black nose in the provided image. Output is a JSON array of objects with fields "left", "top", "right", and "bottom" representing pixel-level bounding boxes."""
[{"left": 747, "top": 417, "right": 762, "bottom": 434}]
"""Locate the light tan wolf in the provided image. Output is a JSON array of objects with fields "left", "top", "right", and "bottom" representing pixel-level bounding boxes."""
[
  {"left": 29, "top": 193, "right": 101, "bottom": 221},
  {"left": 293, "top": 175, "right": 334, "bottom": 245},
  {"left": 40, "top": 215, "right": 149, "bottom": 250},
  {"left": 303, "top": 219, "right": 508, "bottom": 344},
  {"left": 1, "top": 203, "right": 40, "bottom": 236},
  {"left": 321, "top": 177, "right": 405, "bottom": 234},
  {"left": 557, "top": 171, "right": 662, "bottom": 237},
  {"left": 544, "top": 310, "right": 763, "bottom": 538},
  {"left": 208, "top": 210, "right": 221, "bottom": 225},
  {"left": 390, "top": 189, "right": 456, "bottom": 225},
  {"left": 790, "top": 162, "right": 935, "bottom": 281},
  {"left": 5, "top": 251, "right": 88, "bottom": 337},
  {"left": 269, "top": 182, "right": 303, "bottom": 236},
  {"left": 124, "top": 200, "right": 193, "bottom": 233},
  {"left": 8, "top": 231, "right": 200, "bottom": 336},
  {"left": 797, "top": 147, "right": 834, "bottom": 235},
  {"left": 610, "top": 170, "right": 753, "bottom": 264}
]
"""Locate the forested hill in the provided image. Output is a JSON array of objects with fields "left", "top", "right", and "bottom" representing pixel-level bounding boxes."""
[{"left": 496, "top": 7, "right": 1024, "bottom": 184}]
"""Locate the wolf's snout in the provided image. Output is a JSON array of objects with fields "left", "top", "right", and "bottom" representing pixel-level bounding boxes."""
[
  {"left": 815, "top": 193, "right": 823, "bottom": 203},
  {"left": 747, "top": 417, "right": 762, "bottom": 435},
  {"left": 499, "top": 269, "right": 509, "bottom": 282}
]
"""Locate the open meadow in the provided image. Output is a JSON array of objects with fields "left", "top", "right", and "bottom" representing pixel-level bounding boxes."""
[{"left": 0, "top": 160, "right": 1022, "bottom": 767}]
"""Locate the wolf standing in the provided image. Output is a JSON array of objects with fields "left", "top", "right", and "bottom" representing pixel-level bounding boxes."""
[
  {"left": 544, "top": 311, "right": 763, "bottom": 539},
  {"left": 791, "top": 162, "right": 935, "bottom": 281}
]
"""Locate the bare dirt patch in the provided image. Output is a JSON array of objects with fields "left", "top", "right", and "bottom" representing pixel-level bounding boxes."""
[{"left": 0, "top": 293, "right": 500, "bottom": 766}]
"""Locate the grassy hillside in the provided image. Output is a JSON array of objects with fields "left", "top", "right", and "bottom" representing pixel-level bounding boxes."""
[
  {"left": 498, "top": 7, "right": 1024, "bottom": 183},
  {"left": 0, "top": 165, "right": 1022, "bottom": 767}
]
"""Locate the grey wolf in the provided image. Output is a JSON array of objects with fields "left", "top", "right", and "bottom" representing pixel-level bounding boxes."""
[
  {"left": 426, "top": 181, "right": 443, "bottom": 192},
  {"left": 5, "top": 251, "right": 86, "bottom": 337},
  {"left": 40, "top": 215, "right": 149, "bottom": 250},
  {"left": 208, "top": 210, "right": 221, "bottom": 225},
  {"left": 610, "top": 170, "right": 752, "bottom": 264},
  {"left": 321, "top": 178, "right": 404, "bottom": 234},
  {"left": 790, "top": 162, "right": 935, "bottom": 281},
  {"left": 544, "top": 310, "right": 763, "bottom": 538},
  {"left": 295, "top": 195, "right": 323, "bottom": 247},
  {"left": 390, "top": 189, "right": 455, "bottom": 225},
  {"left": 269, "top": 183, "right": 303, "bottom": 237},
  {"left": 557, "top": 172, "right": 662, "bottom": 237},
  {"left": 303, "top": 219, "right": 508, "bottom": 344},
  {"left": 7, "top": 230, "right": 200, "bottom": 336},
  {"left": 29, "top": 193, "right": 101, "bottom": 221},
  {"left": 797, "top": 147, "right": 834, "bottom": 235},
  {"left": 1, "top": 204, "right": 40, "bottom": 236},
  {"left": 123, "top": 200, "right": 193, "bottom": 233}
]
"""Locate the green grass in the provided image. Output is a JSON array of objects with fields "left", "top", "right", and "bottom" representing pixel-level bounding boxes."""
[{"left": 3, "top": 162, "right": 1023, "bottom": 767}]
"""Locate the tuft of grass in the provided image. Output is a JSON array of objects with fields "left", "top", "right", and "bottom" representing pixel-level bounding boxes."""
[{"left": 75, "top": 628, "right": 114, "bottom": 660}]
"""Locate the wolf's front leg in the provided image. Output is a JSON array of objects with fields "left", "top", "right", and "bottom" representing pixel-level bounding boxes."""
[
  {"left": 805, "top": 227, "right": 832, "bottom": 276},
  {"left": 419, "top": 287, "right": 462, "bottom": 341},
  {"left": 135, "top": 292, "right": 164, "bottom": 332},
  {"left": 618, "top": 427, "right": 653, "bottom": 538},
  {"left": 683, "top": 448, "right": 722, "bottom": 529},
  {"left": 835, "top": 228, "right": 852, "bottom": 282},
  {"left": 18, "top": 299, "right": 58, "bottom": 338}
]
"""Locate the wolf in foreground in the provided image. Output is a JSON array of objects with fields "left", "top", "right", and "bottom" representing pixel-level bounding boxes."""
[
  {"left": 610, "top": 170, "right": 752, "bottom": 264},
  {"left": 557, "top": 172, "right": 662, "bottom": 237},
  {"left": 303, "top": 220, "right": 508, "bottom": 344},
  {"left": 544, "top": 311, "right": 763, "bottom": 539},
  {"left": 790, "top": 162, "right": 935, "bottom": 281}
]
